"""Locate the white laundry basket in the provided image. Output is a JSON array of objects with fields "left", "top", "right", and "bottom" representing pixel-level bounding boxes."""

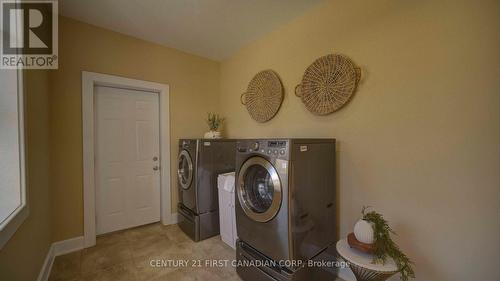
[{"left": 217, "top": 172, "right": 237, "bottom": 249}]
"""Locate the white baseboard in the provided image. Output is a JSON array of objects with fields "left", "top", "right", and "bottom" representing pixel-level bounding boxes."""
[
  {"left": 161, "top": 212, "right": 179, "bottom": 225},
  {"left": 36, "top": 245, "right": 54, "bottom": 281},
  {"left": 52, "top": 236, "right": 85, "bottom": 256},
  {"left": 37, "top": 236, "right": 85, "bottom": 281},
  {"left": 169, "top": 212, "right": 180, "bottom": 224}
]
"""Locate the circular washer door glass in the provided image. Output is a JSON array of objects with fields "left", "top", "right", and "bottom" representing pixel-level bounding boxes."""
[
  {"left": 177, "top": 150, "right": 193, "bottom": 189},
  {"left": 243, "top": 164, "right": 274, "bottom": 213},
  {"left": 238, "top": 157, "right": 282, "bottom": 222}
]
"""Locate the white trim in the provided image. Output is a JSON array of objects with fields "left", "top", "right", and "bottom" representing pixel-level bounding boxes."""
[
  {"left": 0, "top": 208, "right": 28, "bottom": 249},
  {"left": 52, "top": 236, "right": 85, "bottom": 256},
  {"left": 82, "top": 71, "right": 171, "bottom": 248},
  {"left": 36, "top": 236, "right": 85, "bottom": 281},
  {"left": 36, "top": 245, "right": 54, "bottom": 281},
  {"left": 159, "top": 88, "right": 174, "bottom": 226},
  {"left": 168, "top": 212, "right": 180, "bottom": 224},
  {"left": 0, "top": 65, "right": 28, "bottom": 249}
]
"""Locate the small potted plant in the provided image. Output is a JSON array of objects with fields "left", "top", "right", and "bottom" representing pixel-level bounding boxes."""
[
  {"left": 204, "top": 112, "right": 224, "bottom": 139},
  {"left": 353, "top": 206, "right": 415, "bottom": 281}
]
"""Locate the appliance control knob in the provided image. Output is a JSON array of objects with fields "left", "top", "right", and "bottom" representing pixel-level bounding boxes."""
[
  {"left": 279, "top": 150, "right": 285, "bottom": 155},
  {"left": 267, "top": 149, "right": 272, "bottom": 154},
  {"left": 251, "top": 142, "right": 260, "bottom": 151},
  {"left": 273, "top": 150, "right": 278, "bottom": 154}
]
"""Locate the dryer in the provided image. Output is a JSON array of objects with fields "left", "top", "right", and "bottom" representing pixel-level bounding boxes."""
[
  {"left": 177, "top": 139, "right": 236, "bottom": 241},
  {"left": 235, "top": 139, "right": 337, "bottom": 280}
]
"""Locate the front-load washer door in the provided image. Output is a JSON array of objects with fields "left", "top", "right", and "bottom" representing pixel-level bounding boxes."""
[
  {"left": 178, "top": 150, "right": 193, "bottom": 190},
  {"left": 237, "top": 156, "right": 282, "bottom": 222}
]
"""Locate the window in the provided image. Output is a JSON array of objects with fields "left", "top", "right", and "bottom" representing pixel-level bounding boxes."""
[
  {"left": 0, "top": 69, "right": 27, "bottom": 249},
  {"left": 0, "top": 0, "right": 28, "bottom": 249}
]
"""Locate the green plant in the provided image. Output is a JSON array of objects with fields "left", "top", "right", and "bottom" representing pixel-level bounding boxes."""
[
  {"left": 361, "top": 206, "right": 415, "bottom": 281},
  {"left": 206, "top": 112, "right": 224, "bottom": 131}
]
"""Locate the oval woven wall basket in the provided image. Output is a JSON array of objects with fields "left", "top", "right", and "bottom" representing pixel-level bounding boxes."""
[
  {"left": 241, "top": 70, "right": 284, "bottom": 123},
  {"left": 295, "top": 54, "right": 361, "bottom": 115}
]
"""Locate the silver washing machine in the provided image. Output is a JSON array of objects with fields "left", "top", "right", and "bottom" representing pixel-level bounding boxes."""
[
  {"left": 177, "top": 139, "right": 236, "bottom": 241},
  {"left": 235, "top": 139, "right": 337, "bottom": 280}
]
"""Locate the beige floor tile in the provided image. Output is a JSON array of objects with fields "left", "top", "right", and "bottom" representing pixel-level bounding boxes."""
[
  {"left": 133, "top": 255, "right": 182, "bottom": 281},
  {"left": 153, "top": 267, "right": 197, "bottom": 281},
  {"left": 81, "top": 260, "right": 138, "bottom": 281},
  {"left": 126, "top": 223, "right": 166, "bottom": 242},
  {"left": 191, "top": 267, "right": 225, "bottom": 281},
  {"left": 96, "top": 231, "right": 129, "bottom": 248},
  {"left": 209, "top": 263, "right": 239, "bottom": 280},
  {"left": 48, "top": 222, "right": 341, "bottom": 281},
  {"left": 81, "top": 242, "right": 134, "bottom": 273},
  {"left": 199, "top": 236, "right": 235, "bottom": 259},
  {"left": 130, "top": 234, "right": 173, "bottom": 259},
  {"left": 163, "top": 224, "right": 193, "bottom": 244}
]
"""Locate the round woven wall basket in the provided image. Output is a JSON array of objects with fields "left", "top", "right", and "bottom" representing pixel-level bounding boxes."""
[
  {"left": 295, "top": 54, "right": 361, "bottom": 115},
  {"left": 241, "top": 70, "right": 283, "bottom": 123}
]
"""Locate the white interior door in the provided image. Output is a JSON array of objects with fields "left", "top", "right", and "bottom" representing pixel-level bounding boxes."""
[{"left": 95, "top": 86, "right": 160, "bottom": 235}]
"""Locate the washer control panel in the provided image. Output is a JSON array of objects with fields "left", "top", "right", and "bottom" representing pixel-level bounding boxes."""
[
  {"left": 250, "top": 142, "right": 260, "bottom": 151},
  {"left": 238, "top": 140, "right": 288, "bottom": 159},
  {"left": 265, "top": 140, "right": 286, "bottom": 156}
]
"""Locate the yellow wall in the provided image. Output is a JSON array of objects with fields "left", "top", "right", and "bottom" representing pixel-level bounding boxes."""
[
  {"left": 220, "top": 0, "right": 500, "bottom": 280},
  {"left": 50, "top": 17, "right": 220, "bottom": 241},
  {"left": 0, "top": 70, "right": 52, "bottom": 281},
  {"left": 44, "top": 2, "right": 500, "bottom": 280}
]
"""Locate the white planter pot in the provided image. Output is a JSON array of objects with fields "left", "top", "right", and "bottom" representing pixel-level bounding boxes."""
[
  {"left": 204, "top": 130, "right": 221, "bottom": 139},
  {"left": 354, "top": 219, "right": 375, "bottom": 244}
]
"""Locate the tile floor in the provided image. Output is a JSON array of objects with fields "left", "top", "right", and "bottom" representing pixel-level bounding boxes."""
[
  {"left": 49, "top": 223, "right": 343, "bottom": 281},
  {"left": 49, "top": 223, "right": 241, "bottom": 281}
]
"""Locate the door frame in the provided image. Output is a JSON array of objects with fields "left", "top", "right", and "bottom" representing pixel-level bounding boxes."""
[{"left": 82, "top": 71, "right": 172, "bottom": 248}]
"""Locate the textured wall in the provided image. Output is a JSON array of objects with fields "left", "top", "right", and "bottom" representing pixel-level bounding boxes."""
[{"left": 219, "top": 0, "right": 500, "bottom": 280}]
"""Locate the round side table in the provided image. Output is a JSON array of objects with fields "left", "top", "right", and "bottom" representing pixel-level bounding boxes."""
[{"left": 336, "top": 239, "right": 398, "bottom": 281}]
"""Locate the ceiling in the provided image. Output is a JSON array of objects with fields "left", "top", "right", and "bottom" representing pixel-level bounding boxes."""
[{"left": 59, "top": 0, "right": 325, "bottom": 61}]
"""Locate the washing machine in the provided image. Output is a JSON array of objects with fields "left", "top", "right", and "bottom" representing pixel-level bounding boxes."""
[
  {"left": 235, "top": 139, "right": 337, "bottom": 280},
  {"left": 177, "top": 139, "right": 236, "bottom": 241}
]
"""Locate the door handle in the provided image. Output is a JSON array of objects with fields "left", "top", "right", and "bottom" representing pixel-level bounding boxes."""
[{"left": 153, "top": 166, "right": 160, "bottom": 171}]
